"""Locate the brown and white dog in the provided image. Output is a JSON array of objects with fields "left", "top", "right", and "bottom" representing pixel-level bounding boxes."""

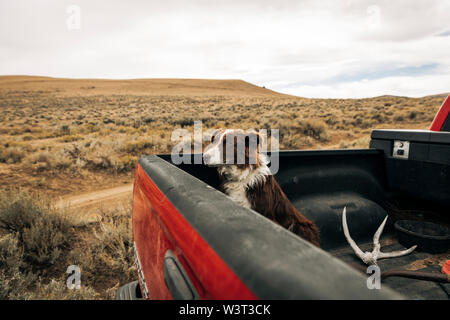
[{"left": 203, "top": 129, "right": 320, "bottom": 247}]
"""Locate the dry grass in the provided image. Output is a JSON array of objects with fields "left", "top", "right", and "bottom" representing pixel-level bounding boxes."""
[
  {"left": 0, "top": 76, "right": 444, "bottom": 196},
  {"left": 0, "top": 189, "right": 134, "bottom": 300}
]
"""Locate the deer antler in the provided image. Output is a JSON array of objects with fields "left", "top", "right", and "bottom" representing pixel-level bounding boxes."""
[{"left": 342, "top": 207, "right": 417, "bottom": 265}]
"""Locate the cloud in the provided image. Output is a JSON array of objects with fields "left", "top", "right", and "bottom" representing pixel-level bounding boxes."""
[
  {"left": 0, "top": 0, "right": 449, "bottom": 98},
  {"left": 281, "top": 74, "right": 450, "bottom": 99},
  {"left": 436, "top": 30, "right": 450, "bottom": 37}
]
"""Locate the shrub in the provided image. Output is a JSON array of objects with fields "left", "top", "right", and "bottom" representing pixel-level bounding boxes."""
[
  {"left": 0, "top": 234, "right": 36, "bottom": 300},
  {"left": 81, "top": 124, "right": 100, "bottom": 134},
  {"left": 122, "top": 139, "right": 154, "bottom": 154},
  {"left": 58, "top": 134, "right": 82, "bottom": 143},
  {"left": 351, "top": 117, "right": 373, "bottom": 129},
  {"left": 297, "top": 119, "right": 330, "bottom": 141},
  {"left": 171, "top": 118, "right": 194, "bottom": 128},
  {"left": 25, "top": 150, "right": 72, "bottom": 171},
  {"left": 0, "top": 146, "right": 26, "bottom": 164},
  {"left": 22, "top": 135, "right": 35, "bottom": 141},
  {"left": 0, "top": 141, "right": 32, "bottom": 164},
  {"left": 339, "top": 136, "right": 371, "bottom": 149},
  {"left": 325, "top": 115, "right": 339, "bottom": 126},
  {"left": 142, "top": 117, "right": 154, "bottom": 124},
  {"left": 408, "top": 111, "right": 418, "bottom": 120},
  {"left": 0, "top": 191, "right": 134, "bottom": 299},
  {"left": 115, "top": 155, "right": 138, "bottom": 172},
  {"left": 371, "top": 113, "right": 385, "bottom": 123},
  {"left": 62, "top": 139, "right": 139, "bottom": 173},
  {"left": 53, "top": 125, "right": 71, "bottom": 137},
  {"left": 103, "top": 118, "right": 115, "bottom": 124},
  {"left": 0, "top": 191, "right": 73, "bottom": 270},
  {"left": 68, "top": 206, "right": 135, "bottom": 295},
  {"left": 393, "top": 112, "right": 405, "bottom": 122},
  {"left": 0, "top": 234, "right": 23, "bottom": 272}
]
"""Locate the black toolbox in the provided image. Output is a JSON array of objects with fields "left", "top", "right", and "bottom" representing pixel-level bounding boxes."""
[{"left": 370, "top": 129, "right": 450, "bottom": 207}]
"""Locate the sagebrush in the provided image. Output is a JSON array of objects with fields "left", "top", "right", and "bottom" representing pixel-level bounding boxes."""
[{"left": 0, "top": 190, "right": 135, "bottom": 300}]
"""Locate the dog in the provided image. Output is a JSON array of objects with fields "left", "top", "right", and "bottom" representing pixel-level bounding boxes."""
[{"left": 203, "top": 129, "right": 320, "bottom": 247}]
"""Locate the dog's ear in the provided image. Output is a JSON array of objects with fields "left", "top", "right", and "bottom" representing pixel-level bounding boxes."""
[
  {"left": 244, "top": 131, "right": 263, "bottom": 166},
  {"left": 244, "top": 130, "right": 263, "bottom": 147},
  {"left": 210, "top": 129, "right": 223, "bottom": 143}
]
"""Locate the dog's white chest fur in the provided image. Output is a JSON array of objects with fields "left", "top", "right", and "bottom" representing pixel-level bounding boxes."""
[
  {"left": 219, "top": 162, "right": 271, "bottom": 209},
  {"left": 222, "top": 181, "right": 252, "bottom": 208}
]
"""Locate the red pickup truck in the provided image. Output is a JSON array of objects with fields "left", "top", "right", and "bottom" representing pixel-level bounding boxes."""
[{"left": 117, "top": 95, "right": 450, "bottom": 300}]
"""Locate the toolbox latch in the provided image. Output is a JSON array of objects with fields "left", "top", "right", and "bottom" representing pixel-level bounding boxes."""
[{"left": 393, "top": 140, "right": 410, "bottom": 159}]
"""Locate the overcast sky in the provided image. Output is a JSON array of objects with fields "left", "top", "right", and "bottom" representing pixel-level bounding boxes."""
[{"left": 1, "top": 0, "right": 449, "bottom": 98}]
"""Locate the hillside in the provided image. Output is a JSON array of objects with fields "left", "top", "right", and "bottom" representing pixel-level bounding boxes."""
[{"left": 0, "top": 76, "right": 288, "bottom": 98}]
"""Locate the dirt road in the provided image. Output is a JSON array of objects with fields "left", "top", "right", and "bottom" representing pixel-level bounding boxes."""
[{"left": 56, "top": 184, "right": 134, "bottom": 219}]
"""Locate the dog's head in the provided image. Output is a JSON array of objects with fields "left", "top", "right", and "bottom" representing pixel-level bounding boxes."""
[{"left": 203, "top": 129, "right": 264, "bottom": 169}]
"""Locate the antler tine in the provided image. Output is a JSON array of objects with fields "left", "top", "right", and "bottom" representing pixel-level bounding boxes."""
[
  {"left": 373, "top": 215, "right": 388, "bottom": 246},
  {"left": 342, "top": 207, "right": 366, "bottom": 260},
  {"left": 378, "top": 245, "right": 418, "bottom": 259},
  {"left": 342, "top": 207, "right": 417, "bottom": 265}
]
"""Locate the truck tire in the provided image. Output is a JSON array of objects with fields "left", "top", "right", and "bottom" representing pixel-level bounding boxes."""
[{"left": 115, "top": 280, "right": 143, "bottom": 300}]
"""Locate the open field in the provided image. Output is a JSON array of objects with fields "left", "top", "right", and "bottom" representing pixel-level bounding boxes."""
[{"left": 0, "top": 76, "right": 446, "bottom": 198}]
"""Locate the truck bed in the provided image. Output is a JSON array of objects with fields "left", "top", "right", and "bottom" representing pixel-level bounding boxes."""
[
  {"left": 132, "top": 127, "right": 449, "bottom": 299},
  {"left": 178, "top": 156, "right": 450, "bottom": 300}
]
